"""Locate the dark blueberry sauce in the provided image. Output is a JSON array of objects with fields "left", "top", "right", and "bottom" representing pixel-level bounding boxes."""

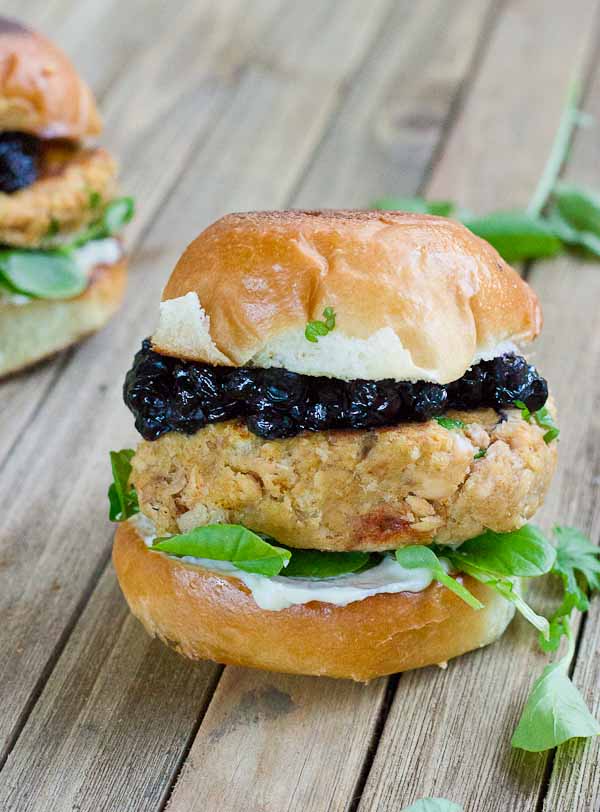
[
  {"left": 0, "top": 132, "right": 40, "bottom": 193},
  {"left": 124, "top": 340, "right": 548, "bottom": 441}
]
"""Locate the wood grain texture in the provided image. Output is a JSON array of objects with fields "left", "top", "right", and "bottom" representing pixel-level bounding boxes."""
[
  {"left": 167, "top": 669, "right": 386, "bottom": 812},
  {"left": 535, "top": 57, "right": 600, "bottom": 812},
  {"left": 0, "top": 570, "right": 220, "bottom": 812},
  {"left": 357, "top": 0, "right": 600, "bottom": 810},
  {"left": 294, "top": 0, "right": 497, "bottom": 207}
]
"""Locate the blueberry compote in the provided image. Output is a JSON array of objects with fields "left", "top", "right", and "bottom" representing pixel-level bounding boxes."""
[
  {"left": 124, "top": 340, "right": 548, "bottom": 441},
  {"left": 0, "top": 132, "right": 40, "bottom": 192}
]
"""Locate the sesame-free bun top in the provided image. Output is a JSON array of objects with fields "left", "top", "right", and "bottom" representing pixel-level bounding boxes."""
[
  {"left": 152, "top": 210, "right": 542, "bottom": 384},
  {"left": 0, "top": 17, "right": 101, "bottom": 139}
]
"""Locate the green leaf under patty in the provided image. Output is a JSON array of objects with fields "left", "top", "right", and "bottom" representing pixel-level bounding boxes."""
[
  {"left": 108, "top": 449, "right": 139, "bottom": 522},
  {"left": 72, "top": 196, "right": 135, "bottom": 246},
  {"left": 0, "top": 248, "right": 87, "bottom": 299},
  {"left": 445, "top": 526, "right": 556, "bottom": 579},
  {"left": 395, "top": 545, "right": 483, "bottom": 610},
  {"left": 281, "top": 548, "right": 373, "bottom": 578},
  {"left": 152, "top": 524, "right": 291, "bottom": 577}
]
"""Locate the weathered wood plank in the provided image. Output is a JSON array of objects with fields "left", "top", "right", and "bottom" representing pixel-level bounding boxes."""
[
  {"left": 535, "top": 58, "right": 600, "bottom": 812},
  {"left": 0, "top": 569, "right": 220, "bottom": 812},
  {"left": 166, "top": 669, "right": 386, "bottom": 812},
  {"left": 294, "top": 0, "right": 498, "bottom": 207},
  {"left": 0, "top": 0, "right": 284, "bottom": 465},
  {"left": 357, "top": 1, "right": 600, "bottom": 810},
  {"left": 0, "top": 1, "right": 393, "bottom": 805}
]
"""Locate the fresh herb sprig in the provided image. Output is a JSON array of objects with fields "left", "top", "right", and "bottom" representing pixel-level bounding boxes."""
[
  {"left": 0, "top": 196, "right": 135, "bottom": 301},
  {"left": 305, "top": 306, "right": 336, "bottom": 343},
  {"left": 514, "top": 400, "right": 559, "bottom": 443},
  {"left": 107, "top": 449, "right": 139, "bottom": 522},
  {"left": 373, "top": 84, "right": 600, "bottom": 263}
]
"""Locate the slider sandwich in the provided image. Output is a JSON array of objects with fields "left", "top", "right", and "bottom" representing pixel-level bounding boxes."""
[
  {"left": 0, "top": 17, "right": 133, "bottom": 376},
  {"left": 111, "top": 210, "right": 559, "bottom": 681}
]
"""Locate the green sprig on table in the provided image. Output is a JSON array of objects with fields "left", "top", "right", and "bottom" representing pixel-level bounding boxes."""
[{"left": 373, "top": 84, "right": 600, "bottom": 263}]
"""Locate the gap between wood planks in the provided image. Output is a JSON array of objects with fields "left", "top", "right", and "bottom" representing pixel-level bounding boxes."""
[{"left": 0, "top": 1, "right": 496, "bottom": 804}]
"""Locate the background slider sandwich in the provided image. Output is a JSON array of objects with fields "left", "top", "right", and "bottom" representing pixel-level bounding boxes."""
[
  {"left": 110, "top": 210, "right": 559, "bottom": 681},
  {"left": 0, "top": 17, "right": 133, "bottom": 376}
]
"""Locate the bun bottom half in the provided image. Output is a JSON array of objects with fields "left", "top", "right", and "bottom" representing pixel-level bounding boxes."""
[
  {"left": 0, "top": 258, "right": 126, "bottom": 378},
  {"left": 113, "top": 520, "right": 515, "bottom": 681}
]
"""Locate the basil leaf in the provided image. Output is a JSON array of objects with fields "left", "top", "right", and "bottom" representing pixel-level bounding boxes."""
[
  {"left": 372, "top": 197, "right": 456, "bottom": 217},
  {"left": 554, "top": 182, "right": 600, "bottom": 237},
  {"left": 511, "top": 634, "right": 600, "bottom": 752},
  {"left": 541, "top": 526, "right": 600, "bottom": 651},
  {"left": 281, "top": 549, "right": 371, "bottom": 578},
  {"left": 73, "top": 196, "right": 135, "bottom": 246},
  {"left": 447, "top": 526, "right": 556, "bottom": 578},
  {"left": 545, "top": 210, "right": 600, "bottom": 257},
  {"left": 0, "top": 248, "right": 87, "bottom": 299},
  {"left": 457, "top": 563, "right": 550, "bottom": 638},
  {"left": 474, "top": 448, "right": 487, "bottom": 459},
  {"left": 152, "top": 524, "right": 291, "bottom": 576},
  {"left": 395, "top": 546, "right": 483, "bottom": 610},
  {"left": 401, "top": 800, "right": 462, "bottom": 812},
  {"left": 435, "top": 416, "right": 465, "bottom": 430},
  {"left": 462, "top": 211, "right": 562, "bottom": 262},
  {"left": 108, "top": 449, "right": 139, "bottom": 522}
]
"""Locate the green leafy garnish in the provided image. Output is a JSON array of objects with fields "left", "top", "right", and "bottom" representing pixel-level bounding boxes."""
[
  {"left": 512, "top": 629, "right": 600, "bottom": 751},
  {"left": 541, "top": 526, "right": 600, "bottom": 651},
  {"left": 445, "top": 526, "right": 556, "bottom": 578},
  {"left": 73, "top": 196, "right": 135, "bottom": 246},
  {"left": 0, "top": 248, "right": 87, "bottom": 299},
  {"left": 305, "top": 306, "right": 336, "bottom": 343},
  {"left": 462, "top": 211, "right": 562, "bottom": 262},
  {"left": 514, "top": 401, "right": 559, "bottom": 443},
  {"left": 108, "top": 449, "right": 139, "bottom": 522},
  {"left": 88, "top": 190, "right": 102, "bottom": 209},
  {"left": 438, "top": 526, "right": 555, "bottom": 637},
  {"left": 395, "top": 546, "right": 483, "bottom": 610},
  {"left": 372, "top": 197, "right": 457, "bottom": 217},
  {"left": 46, "top": 218, "right": 60, "bottom": 238},
  {"left": 435, "top": 416, "right": 465, "bottom": 431},
  {"left": 281, "top": 548, "right": 372, "bottom": 578},
  {"left": 152, "top": 524, "right": 291, "bottom": 576},
  {"left": 400, "top": 801, "right": 462, "bottom": 812},
  {"left": 474, "top": 448, "right": 487, "bottom": 459}
]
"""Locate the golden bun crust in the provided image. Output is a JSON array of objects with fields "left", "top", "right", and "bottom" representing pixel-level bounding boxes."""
[
  {"left": 132, "top": 405, "right": 557, "bottom": 552},
  {"left": 113, "top": 520, "right": 516, "bottom": 680},
  {"left": 0, "top": 17, "right": 101, "bottom": 139},
  {"left": 153, "top": 210, "right": 542, "bottom": 384},
  {"left": 0, "top": 258, "right": 126, "bottom": 377}
]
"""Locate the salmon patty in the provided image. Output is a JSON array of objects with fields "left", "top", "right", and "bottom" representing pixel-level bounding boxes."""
[
  {"left": 0, "top": 143, "right": 117, "bottom": 247},
  {"left": 131, "top": 405, "right": 557, "bottom": 551}
]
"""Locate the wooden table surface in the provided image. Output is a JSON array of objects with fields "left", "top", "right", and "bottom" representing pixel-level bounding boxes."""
[{"left": 1, "top": 1, "right": 600, "bottom": 810}]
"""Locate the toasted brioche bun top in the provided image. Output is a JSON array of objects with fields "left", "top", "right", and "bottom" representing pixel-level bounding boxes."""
[
  {"left": 0, "top": 17, "right": 101, "bottom": 139},
  {"left": 152, "top": 210, "right": 542, "bottom": 384}
]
